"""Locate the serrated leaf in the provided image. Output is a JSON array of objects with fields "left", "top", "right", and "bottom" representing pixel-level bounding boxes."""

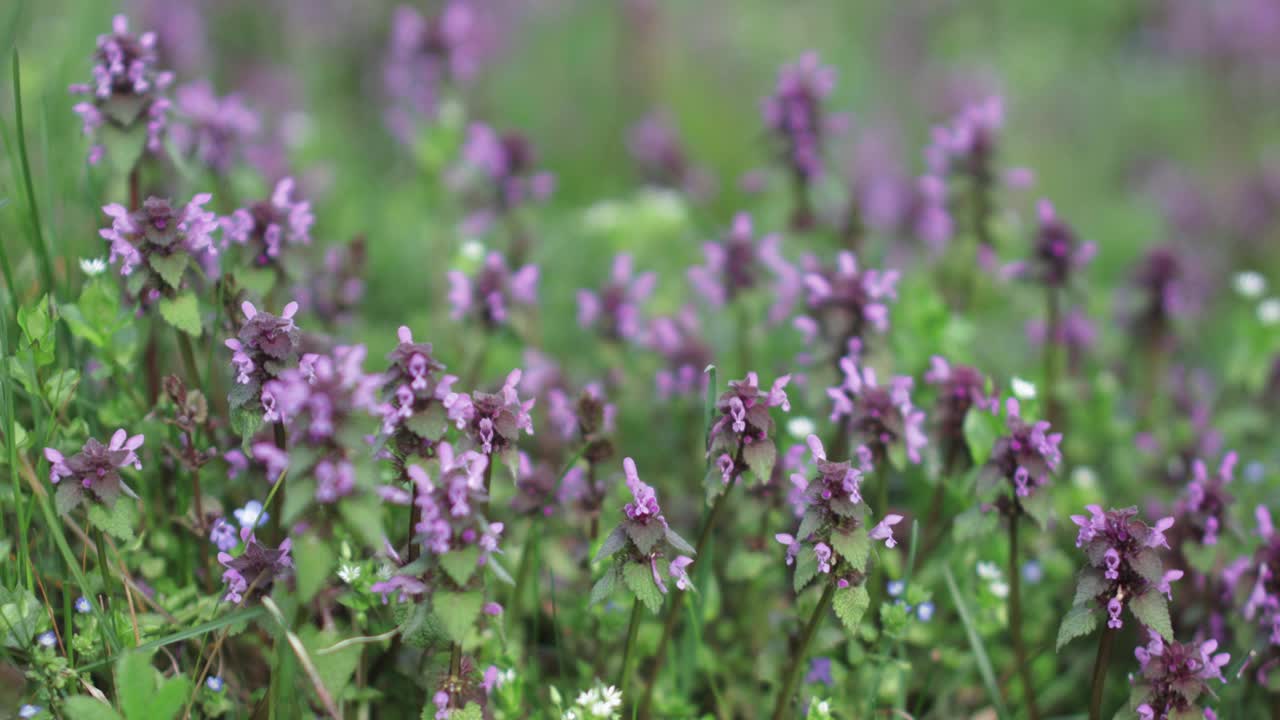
[
  {"left": 0, "top": 586, "right": 41, "bottom": 648},
  {"left": 295, "top": 534, "right": 335, "bottom": 604},
  {"left": 149, "top": 253, "right": 189, "bottom": 289},
  {"left": 397, "top": 602, "right": 446, "bottom": 649},
  {"left": 793, "top": 548, "right": 818, "bottom": 593},
  {"left": 1130, "top": 591, "right": 1173, "bottom": 642},
  {"left": 594, "top": 525, "right": 627, "bottom": 562},
  {"left": 1073, "top": 569, "right": 1108, "bottom": 607},
  {"left": 433, "top": 590, "right": 483, "bottom": 643},
  {"left": 742, "top": 439, "right": 776, "bottom": 482},
  {"left": 590, "top": 566, "right": 618, "bottom": 606},
  {"left": 300, "top": 627, "right": 361, "bottom": 702},
  {"left": 963, "top": 409, "right": 1002, "bottom": 468},
  {"left": 833, "top": 585, "right": 870, "bottom": 634},
  {"left": 664, "top": 527, "right": 695, "bottom": 555},
  {"left": 622, "top": 561, "right": 663, "bottom": 613},
  {"left": 1055, "top": 605, "right": 1099, "bottom": 651},
  {"left": 405, "top": 403, "right": 448, "bottom": 440},
  {"left": 119, "top": 650, "right": 156, "bottom": 719},
  {"left": 704, "top": 465, "right": 729, "bottom": 505},
  {"left": 450, "top": 704, "right": 484, "bottom": 720},
  {"left": 439, "top": 546, "right": 481, "bottom": 587},
  {"left": 1129, "top": 550, "right": 1164, "bottom": 585},
  {"left": 797, "top": 509, "right": 824, "bottom": 542},
  {"left": 830, "top": 526, "right": 870, "bottom": 572},
  {"left": 625, "top": 519, "right": 665, "bottom": 556},
  {"left": 55, "top": 482, "right": 84, "bottom": 514},
  {"left": 338, "top": 493, "right": 385, "bottom": 550},
  {"left": 158, "top": 293, "right": 202, "bottom": 337},
  {"left": 88, "top": 500, "right": 138, "bottom": 540}
]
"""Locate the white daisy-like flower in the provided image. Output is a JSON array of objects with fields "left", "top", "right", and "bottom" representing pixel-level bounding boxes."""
[
  {"left": 787, "top": 416, "right": 817, "bottom": 439},
  {"left": 80, "top": 257, "right": 108, "bottom": 276},
  {"left": 1258, "top": 298, "right": 1280, "bottom": 326},
  {"left": 337, "top": 563, "right": 361, "bottom": 584},
  {"left": 1010, "top": 377, "right": 1037, "bottom": 400},
  {"left": 1234, "top": 271, "right": 1267, "bottom": 298}
]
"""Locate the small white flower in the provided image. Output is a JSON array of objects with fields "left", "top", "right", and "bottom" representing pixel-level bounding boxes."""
[
  {"left": 460, "top": 239, "right": 486, "bottom": 263},
  {"left": 989, "top": 581, "right": 1010, "bottom": 599},
  {"left": 79, "top": 257, "right": 108, "bottom": 276},
  {"left": 1258, "top": 298, "right": 1280, "bottom": 326},
  {"left": 787, "top": 416, "right": 816, "bottom": 439},
  {"left": 337, "top": 563, "right": 362, "bottom": 584},
  {"left": 233, "top": 500, "right": 268, "bottom": 529},
  {"left": 1071, "top": 466, "right": 1098, "bottom": 490},
  {"left": 976, "top": 561, "right": 1002, "bottom": 582},
  {"left": 1010, "top": 377, "right": 1037, "bottom": 400},
  {"left": 1235, "top": 271, "right": 1267, "bottom": 298},
  {"left": 582, "top": 201, "right": 623, "bottom": 233}
]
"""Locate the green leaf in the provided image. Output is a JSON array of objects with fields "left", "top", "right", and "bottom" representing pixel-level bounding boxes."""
[
  {"left": 88, "top": 500, "right": 138, "bottom": 540},
  {"left": 742, "top": 439, "right": 776, "bottom": 482},
  {"left": 439, "top": 546, "right": 481, "bottom": 587},
  {"left": 793, "top": 548, "right": 818, "bottom": 593},
  {"left": 450, "top": 704, "right": 483, "bottom": 720},
  {"left": 404, "top": 403, "right": 448, "bottom": 440},
  {"left": 148, "top": 253, "right": 189, "bottom": 289},
  {"left": 1129, "top": 591, "right": 1173, "bottom": 642},
  {"left": 797, "top": 509, "right": 824, "bottom": 542},
  {"left": 622, "top": 560, "right": 663, "bottom": 613},
  {"left": 625, "top": 519, "right": 665, "bottom": 556},
  {"left": 44, "top": 368, "right": 80, "bottom": 410},
  {"left": 295, "top": 534, "right": 335, "bottom": 604},
  {"left": 433, "top": 590, "right": 482, "bottom": 643},
  {"left": 1055, "top": 605, "right": 1099, "bottom": 651},
  {"left": 829, "top": 526, "right": 870, "bottom": 572},
  {"left": 151, "top": 675, "right": 192, "bottom": 720},
  {"left": 833, "top": 585, "right": 870, "bottom": 634},
  {"left": 158, "top": 293, "right": 202, "bottom": 337},
  {"left": 0, "top": 586, "right": 41, "bottom": 648},
  {"left": 664, "top": 527, "right": 695, "bottom": 555},
  {"left": 1019, "top": 488, "right": 1053, "bottom": 530},
  {"left": 300, "top": 628, "right": 361, "bottom": 702},
  {"left": 963, "top": 409, "right": 1002, "bottom": 468},
  {"left": 396, "top": 602, "right": 446, "bottom": 649},
  {"left": 952, "top": 505, "right": 997, "bottom": 541},
  {"left": 338, "top": 493, "right": 385, "bottom": 550},
  {"left": 594, "top": 525, "right": 627, "bottom": 562},
  {"left": 119, "top": 650, "right": 157, "bottom": 719},
  {"left": 62, "top": 696, "right": 124, "bottom": 720},
  {"left": 1073, "top": 569, "right": 1108, "bottom": 606},
  {"left": 590, "top": 566, "right": 618, "bottom": 606},
  {"left": 1129, "top": 550, "right": 1164, "bottom": 585}
]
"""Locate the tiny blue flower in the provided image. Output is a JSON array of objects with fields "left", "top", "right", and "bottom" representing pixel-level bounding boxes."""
[
  {"left": 1022, "top": 560, "right": 1043, "bottom": 584},
  {"left": 75, "top": 597, "right": 92, "bottom": 614},
  {"left": 19, "top": 705, "right": 42, "bottom": 718},
  {"left": 887, "top": 579, "right": 905, "bottom": 597},
  {"left": 916, "top": 601, "right": 935, "bottom": 622},
  {"left": 206, "top": 676, "right": 224, "bottom": 692},
  {"left": 36, "top": 631, "right": 56, "bottom": 648},
  {"left": 1246, "top": 461, "right": 1266, "bottom": 484},
  {"left": 233, "top": 500, "right": 268, "bottom": 529}
]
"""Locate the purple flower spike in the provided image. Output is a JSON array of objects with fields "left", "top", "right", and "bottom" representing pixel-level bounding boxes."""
[
  {"left": 648, "top": 306, "right": 713, "bottom": 400},
  {"left": 984, "top": 398, "right": 1062, "bottom": 503},
  {"left": 227, "top": 300, "right": 303, "bottom": 422},
  {"left": 926, "top": 356, "right": 997, "bottom": 472},
  {"left": 172, "top": 82, "right": 259, "bottom": 174},
  {"left": 44, "top": 430, "right": 144, "bottom": 512},
  {"left": 827, "top": 354, "right": 926, "bottom": 466},
  {"left": 453, "top": 124, "right": 554, "bottom": 233},
  {"left": 99, "top": 194, "right": 218, "bottom": 302},
  {"left": 577, "top": 253, "right": 657, "bottom": 342},
  {"left": 218, "top": 530, "right": 293, "bottom": 603},
  {"left": 1176, "top": 452, "right": 1236, "bottom": 547},
  {"left": 794, "top": 250, "right": 900, "bottom": 351},
  {"left": 670, "top": 555, "right": 695, "bottom": 591},
  {"left": 69, "top": 14, "right": 174, "bottom": 165},
  {"left": 1130, "top": 630, "right": 1229, "bottom": 720},
  {"left": 370, "top": 575, "right": 428, "bottom": 604},
  {"left": 1068, "top": 506, "right": 1180, "bottom": 632},
  {"left": 1020, "top": 199, "right": 1095, "bottom": 288},
  {"left": 444, "top": 368, "right": 535, "bottom": 460},
  {"left": 622, "top": 457, "right": 664, "bottom": 525},
  {"left": 447, "top": 251, "right": 538, "bottom": 328},
  {"left": 383, "top": 2, "right": 486, "bottom": 141},
  {"left": 221, "top": 178, "right": 314, "bottom": 268},
  {"left": 627, "top": 112, "right": 714, "bottom": 198},
  {"left": 379, "top": 326, "right": 457, "bottom": 442},
  {"left": 687, "top": 212, "right": 795, "bottom": 320}
]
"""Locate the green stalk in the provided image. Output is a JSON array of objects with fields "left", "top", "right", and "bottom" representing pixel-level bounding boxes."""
[
  {"left": 617, "top": 599, "right": 643, "bottom": 696},
  {"left": 942, "top": 566, "right": 1008, "bottom": 719},
  {"left": 770, "top": 582, "right": 836, "bottom": 720},
  {"left": 1088, "top": 628, "right": 1115, "bottom": 720},
  {"left": 10, "top": 51, "right": 56, "bottom": 296},
  {"left": 1008, "top": 511, "right": 1041, "bottom": 720}
]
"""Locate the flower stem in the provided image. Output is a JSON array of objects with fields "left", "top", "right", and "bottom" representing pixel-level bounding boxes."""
[
  {"left": 1008, "top": 511, "right": 1041, "bottom": 720},
  {"left": 770, "top": 581, "right": 836, "bottom": 720},
  {"left": 618, "top": 598, "right": 643, "bottom": 696},
  {"left": 1088, "top": 627, "right": 1115, "bottom": 720},
  {"left": 1043, "top": 286, "right": 1060, "bottom": 427},
  {"left": 266, "top": 422, "right": 288, "bottom": 542}
]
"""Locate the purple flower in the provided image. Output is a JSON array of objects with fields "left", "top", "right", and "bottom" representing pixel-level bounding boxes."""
[
  {"left": 44, "top": 429, "right": 144, "bottom": 511},
  {"left": 221, "top": 178, "right": 314, "bottom": 268},
  {"left": 1177, "top": 452, "right": 1236, "bottom": 546},
  {"left": 761, "top": 53, "right": 844, "bottom": 229},
  {"left": 1069, "top": 506, "right": 1179, "bottom": 631},
  {"left": 1130, "top": 630, "right": 1229, "bottom": 720},
  {"left": 687, "top": 213, "right": 795, "bottom": 319},
  {"left": 444, "top": 369, "right": 535, "bottom": 458},
  {"left": 453, "top": 124, "right": 554, "bottom": 233},
  {"left": 706, "top": 372, "right": 791, "bottom": 482},
  {"left": 794, "top": 250, "right": 899, "bottom": 351},
  {"left": 69, "top": 15, "right": 173, "bottom": 165},
  {"left": 623, "top": 457, "right": 664, "bottom": 525},
  {"left": 383, "top": 2, "right": 485, "bottom": 141},
  {"left": 925, "top": 356, "right": 997, "bottom": 472},
  {"left": 577, "top": 254, "right": 656, "bottom": 342},
  {"left": 985, "top": 398, "right": 1062, "bottom": 500},
  {"left": 627, "top": 112, "right": 714, "bottom": 198},
  {"left": 379, "top": 326, "right": 457, "bottom": 440},
  {"left": 670, "top": 555, "right": 694, "bottom": 591},
  {"left": 386, "top": 443, "right": 501, "bottom": 563},
  {"left": 209, "top": 518, "right": 238, "bottom": 551},
  {"left": 1026, "top": 307, "right": 1097, "bottom": 373},
  {"left": 292, "top": 237, "right": 367, "bottom": 326},
  {"left": 370, "top": 575, "right": 428, "bottom": 604},
  {"left": 805, "top": 657, "right": 834, "bottom": 686},
  {"left": 647, "top": 306, "right": 713, "bottom": 400},
  {"left": 171, "top": 82, "right": 258, "bottom": 174},
  {"left": 827, "top": 355, "right": 926, "bottom": 466},
  {"left": 217, "top": 528, "right": 293, "bottom": 603},
  {"left": 226, "top": 300, "right": 302, "bottom": 421},
  {"left": 99, "top": 194, "right": 218, "bottom": 296},
  {"left": 447, "top": 252, "right": 538, "bottom": 328},
  {"left": 1240, "top": 505, "right": 1280, "bottom": 647},
  {"left": 1128, "top": 245, "right": 1193, "bottom": 350},
  {"left": 1020, "top": 199, "right": 1096, "bottom": 288},
  {"left": 869, "top": 514, "right": 904, "bottom": 548}
]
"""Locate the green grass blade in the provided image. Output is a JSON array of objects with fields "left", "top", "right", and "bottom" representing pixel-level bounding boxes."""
[
  {"left": 10, "top": 50, "right": 56, "bottom": 296},
  {"left": 943, "top": 565, "right": 1009, "bottom": 720},
  {"left": 74, "top": 606, "right": 266, "bottom": 673}
]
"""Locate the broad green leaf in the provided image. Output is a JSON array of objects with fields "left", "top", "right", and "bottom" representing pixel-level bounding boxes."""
[
  {"left": 622, "top": 561, "right": 663, "bottom": 613},
  {"left": 590, "top": 566, "right": 618, "bottom": 606},
  {"left": 833, "top": 585, "right": 870, "bottom": 634},
  {"left": 793, "top": 548, "right": 818, "bottom": 594},
  {"left": 797, "top": 509, "right": 824, "bottom": 542},
  {"left": 742, "top": 439, "right": 776, "bottom": 482},
  {"left": 1129, "top": 591, "right": 1173, "bottom": 642},
  {"left": 295, "top": 534, "right": 335, "bottom": 604},
  {"left": 829, "top": 526, "right": 870, "bottom": 572},
  {"left": 625, "top": 519, "right": 665, "bottom": 556},
  {"left": 44, "top": 368, "right": 80, "bottom": 410},
  {"left": 439, "top": 546, "right": 481, "bottom": 587},
  {"left": 119, "top": 650, "right": 157, "bottom": 719},
  {"left": 1019, "top": 488, "right": 1053, "bottom": 530},
  {"left": 88, "top": 500, "right": 138, "bottom": 540},
  {"left": 300, "top": 627, "right": 361, "bottom": 701},
  {"left": 62, "top": 697, "right": 124, "bottom": 720},
  {"left": 963, "top": 409, "right": 1002, "bottom": 468},
  {"left": 396, "top": 602, "right": 446, "bottom": 649},
  {"left": 664, "top": 527, "right": 695, "bottom": 555},
  {"left": 433, "top": 590, "right": 483, "bottom": 643},
  {"left": 158, "top": 293, "right": 202, "bottom": 337},
  {"left": 1129, "top": 550, "right": 1164, "bottom": 585},
  {"left": 1055, "top": 605, "right": 1099, "bottom": 651},
  {"left": 1073, "top": 569, "right": 1108, "bottom": 606},
  {"left": 148, "top": 253, "right": 189, "bottom": 289},
  {"left": 404, "top": 403, "right": 448, "bottom": 440},
  {"left": 0, "top": 586, "right": 41, "bottom": 648},
  {"left": 594, "top": 525, "right": 627, "bottom": 562}
]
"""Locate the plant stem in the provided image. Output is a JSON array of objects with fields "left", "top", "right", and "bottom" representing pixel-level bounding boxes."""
[
  {"left": 618, "top": 599, "right": 643, "bottom": 696},
  {"left": 1088, "top": 628, "right": 1115, "bottom": 720},
  {"left": 1008, "top": 512, "right": 1041, "bottom": 720},
  {"left": 1044, "top": 286, "right": 1060, "bottom": 426},
  {"left": 267, "top": 422, "right": 288, "bottom": 542},
  {"left": 177, "top": 332, "right": 202, "bottom": 390},
  {"left": 770, "top": 582, "right": 836, "bottom": 720}
]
